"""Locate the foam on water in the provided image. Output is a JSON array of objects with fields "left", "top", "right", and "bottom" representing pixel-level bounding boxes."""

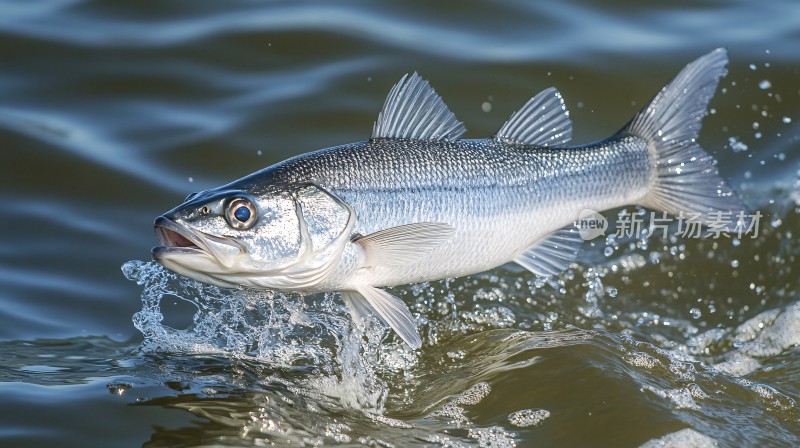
[
  {"left": 642, "top": 385, "right": 704, "bottom": 410},
  {"left": 679, "top": 301, "right": 800, "bottom": 378},
  {"left": 639, "top": 428, "right": 718, "bottom": 448},
  {"left": 507, "top": 408, "right": 550, "bottom": 428},
  {"left": 428, "top": 382, "right": 492, "bottom": 426}
]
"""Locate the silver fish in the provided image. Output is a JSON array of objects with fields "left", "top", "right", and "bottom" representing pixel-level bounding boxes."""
[{"left": 153, "top": 48, "right": 747, "bottom": 348}]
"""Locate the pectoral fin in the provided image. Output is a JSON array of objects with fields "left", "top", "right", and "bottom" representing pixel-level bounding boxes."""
[
  {"left": 341, "top": 285, "right": 422, "bottom": 349},
  {"left": 353, "top": 222, "right": 455, "bottom": 267},
  {"left": 514, "top": 226, "right": 582, "bottom": 277}
]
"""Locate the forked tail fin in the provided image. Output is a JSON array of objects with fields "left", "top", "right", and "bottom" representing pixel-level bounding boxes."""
[{"left": 626, "top": 48, "right": 749, "bottom": 229}]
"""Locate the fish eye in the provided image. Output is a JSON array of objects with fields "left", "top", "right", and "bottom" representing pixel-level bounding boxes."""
[{"left": 225, "top": 197, "right": 258, "bottom": 230}]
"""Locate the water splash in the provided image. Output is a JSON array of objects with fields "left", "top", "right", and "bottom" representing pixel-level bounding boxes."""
[{"left": 121, "top": 260, "right": 399, "bottom": 411}]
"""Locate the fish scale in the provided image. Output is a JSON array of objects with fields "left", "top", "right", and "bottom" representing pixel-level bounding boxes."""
[
  {"left": 153, "top": 48, "right": 748, "bottom": 348},
  {"left": 259, "top": 136, "right": 652, "bottom": 289}
]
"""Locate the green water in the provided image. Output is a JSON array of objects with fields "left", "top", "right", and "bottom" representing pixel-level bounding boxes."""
[{"left": 1, "top": 1, "right": 798, "bottom": 446}]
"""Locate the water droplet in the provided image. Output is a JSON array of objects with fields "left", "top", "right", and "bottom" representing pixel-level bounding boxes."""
[
  {"left": 758, "top": 80, "right": 772, "bottom": 90},
  {"left": 604, "top": 246, "right": 614, "bottom": 257},
  {"left": 120, "top": 260, "right": 145, "bottom": 282},
  {"left": 447, "top": 350, "right": 466, "bottom": 360},
  {"left": 783, "top": 116, "right": 792, "bottom": 124},
  {"left": 728, "top": 136, "right": 748, "bottom": 152},
  {"left": 481, "top": 101, "right": 492, "bottom": 113},
  {"left": 188, "top": 177, "right": 194, "bottom": 182},
  {"left": 749, "top": 64, "right": 757, "bottom": 71},
  {"left": 649, "top": 251, "right": 661, "bottom": 264},
  {"left": 731, "top": 260, "right": 739, "bottom": 268}
]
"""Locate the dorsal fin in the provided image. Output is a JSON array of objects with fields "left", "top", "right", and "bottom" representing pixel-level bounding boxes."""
[
  {"left": 496, "top": 87, "right": 572, "bottom": 147},
  {"left": 372, "top": 72, "right": 466, "bottom": 141}
]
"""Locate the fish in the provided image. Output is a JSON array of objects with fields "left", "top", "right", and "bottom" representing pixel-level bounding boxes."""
[{"left": 153, "top": 48, "right": 748, "bottom": 349}]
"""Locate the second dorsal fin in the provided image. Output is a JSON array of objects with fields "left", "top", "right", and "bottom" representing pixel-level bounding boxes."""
[
  {"left": 371, "top": 73, "right": 466, "bottom": 141},
  {"left": 496, "top": 87, "right": 572, "bottom": 147}
]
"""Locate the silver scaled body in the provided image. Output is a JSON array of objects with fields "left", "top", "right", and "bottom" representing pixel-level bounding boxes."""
[{"left": 153, "top": 49, "right": 747, "bottom": 348}]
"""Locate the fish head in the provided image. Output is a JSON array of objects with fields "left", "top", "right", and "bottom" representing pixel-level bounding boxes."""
[{"left": 152, "top": 182, "right": 354, "bottom": 290}]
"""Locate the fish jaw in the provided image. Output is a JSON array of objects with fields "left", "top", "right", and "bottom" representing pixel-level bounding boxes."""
[
  {"left": 151, "top": 211, "right": 357, "bottom": 292},
  {"left": 152, "top": 216, "right": 244, "bottom": 285}
]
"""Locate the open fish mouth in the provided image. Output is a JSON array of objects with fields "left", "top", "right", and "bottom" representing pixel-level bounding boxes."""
[
  {"left": 153, "top": 216, "right": 205, "bottom": 253},
  {"left": 152, "top": 216, "right": 242, "bottom": 268}
]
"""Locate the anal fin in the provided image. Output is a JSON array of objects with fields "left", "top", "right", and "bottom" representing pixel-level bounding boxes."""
[{"left": 514, "top": 226, "right": 582, "bottom": 277}]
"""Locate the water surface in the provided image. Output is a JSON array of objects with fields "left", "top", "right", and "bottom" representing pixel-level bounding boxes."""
[{"left": 1, "top": 0, "right": 799, "bottom": 446}]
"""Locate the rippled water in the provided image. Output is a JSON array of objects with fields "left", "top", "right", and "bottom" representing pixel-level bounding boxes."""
[{"left": 1, "top": 1, "right": 799, "bottom": 446}]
